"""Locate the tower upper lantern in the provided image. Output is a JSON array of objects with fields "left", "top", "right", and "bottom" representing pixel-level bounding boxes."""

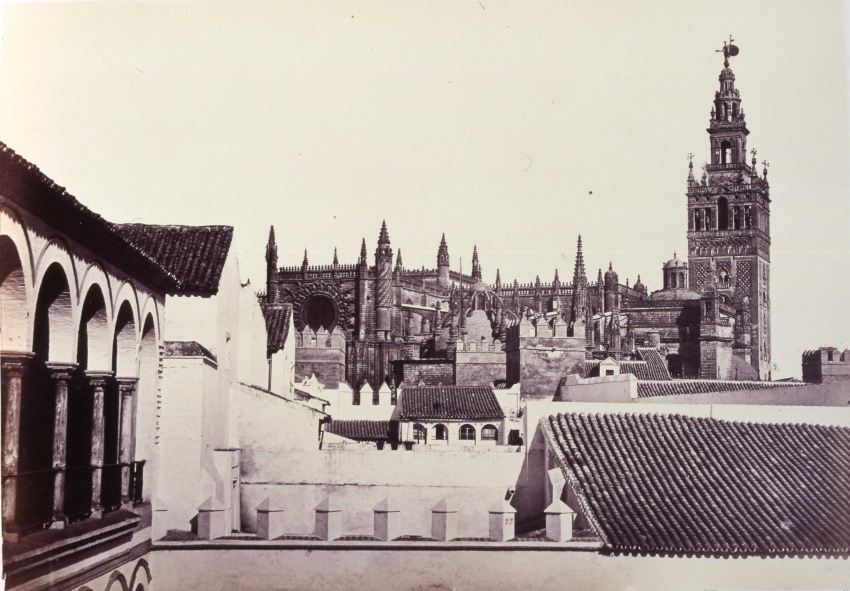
[{"left": 707, "top": 37, "right": 752, "bottom": 174}]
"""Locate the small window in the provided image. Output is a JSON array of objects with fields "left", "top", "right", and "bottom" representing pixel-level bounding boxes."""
[
  {"left": 434, "top": 424, "right": 447, "bottom": 441},
  {"left": 459, "top": 424, "right": 476, "bottom": 441},
  {"left": 352, "top": 389, "right": 361, "bottom": 406},
  {"left": 605, "top": 369, "right": 615, "bottom": 376},
  {"left": 390, "top": 389, "right": 397, "bottom": 406},
  {"left": 372, "top": 389, "right": 380, "bottom": 405},
  {"left": 481, "top": 425, "right": 498, "bottom": 441},
  {"left": 413, "top": 424, "right": 427, "bottom": 444}
]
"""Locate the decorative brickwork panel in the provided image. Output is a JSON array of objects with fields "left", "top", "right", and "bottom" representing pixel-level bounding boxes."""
[
  {"left": 735, "top": 259, "right": 752, "bottom": 294},
  {"left": 692, "top": 261, "right": 711, "bottom": 291}
]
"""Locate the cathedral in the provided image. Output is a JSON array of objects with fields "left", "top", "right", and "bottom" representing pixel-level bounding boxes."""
[{"left": 260, "top": 41, "right": 771, "bottom": 394}]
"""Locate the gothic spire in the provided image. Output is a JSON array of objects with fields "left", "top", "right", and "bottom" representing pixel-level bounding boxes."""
[
  {"left": 437, "top": 233, "right": 449, "bottom": 267},
  {"left": 395, "top": 249, "right": 403, "bottom": 270},
  {"left": 333, "top": 247, "right": 339, "bottom": 266},
  {"left": 495, "top": 268, "right": 502, "bottom": 290},
  {"left": 265, "top": 225, "right": 277, "bottom": 264},
  {"left": 302, "top": 249, "right": 309, "bottom": 267},
  {"left": 378, "top": 220, "right": 391, "bottom": 245},
  {"left": 359, "top": 238, "right": 367, "bottom": 265},
  {"left": 572, "top": 234, "right": 587, "bottom": 285},
  {"left": 471, "top": 245, "right": 481, "bottom": 281}
]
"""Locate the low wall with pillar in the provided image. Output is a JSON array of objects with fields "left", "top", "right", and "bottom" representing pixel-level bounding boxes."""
[{"left": 240, "top": 448, "right": 524, "bottom": 538}]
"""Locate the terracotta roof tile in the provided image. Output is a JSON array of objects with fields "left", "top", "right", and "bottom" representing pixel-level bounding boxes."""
[
  {"left": 0, "top": 142, "right": 178, "bottom": 291},
  {"left": 399, "top": 386, "right": 504, "bottom": 421},
  {"left": 114, "top": 223, "right": 233, "bottom": 296},
  {"left": 326, "top": 420, "right": 391, "bottom": 441},
  {"left": 545, "top": 411, "right": 850, "bottom": 557},
  {"left": 585, "top": 349, "right": 672, "bottom": 381},
  {"left": 637, "top": 379, "right": 803, "bottom": 397},
  {"left": 261, "top": 303, "right": 292, "bottom": 356},
  {"left": 163, "top": 340, "right": 216, "bottom": 362},
  {"left": 635, "top": 348, "right": 672, "bottom": 380}
]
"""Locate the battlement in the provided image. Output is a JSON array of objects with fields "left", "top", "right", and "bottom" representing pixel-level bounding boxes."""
[
  {"left": 802, "top": 347, "right": 850, "bottom": 384},
  {"left": 280, "top": 263, "right": 358, "bottom": 273},
  {"left": 296, "top": 326, "right": 347, "bottom": 350}
]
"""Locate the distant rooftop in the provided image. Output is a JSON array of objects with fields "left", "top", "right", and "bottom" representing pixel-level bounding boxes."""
[{"left": 399, "top": 386, "right": 504, "bottom": 421}]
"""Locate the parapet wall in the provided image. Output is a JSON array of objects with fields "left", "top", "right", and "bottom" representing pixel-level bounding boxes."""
[{"left": 240, "top": 448, "right": 524, "bottom": 538}]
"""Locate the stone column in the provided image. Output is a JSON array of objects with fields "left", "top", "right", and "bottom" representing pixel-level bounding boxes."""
[
  {"left": 1, "top": 352, "right": 33, "bottom": 539},
  {"left": 117, "top": 378, "right": 137, "bottom": 509},
  {"left": 47, "top": 362, "right": 76, "bottom": 529},
  {"left": 86, "top": 371, "right": 112, "bottom": 519}
]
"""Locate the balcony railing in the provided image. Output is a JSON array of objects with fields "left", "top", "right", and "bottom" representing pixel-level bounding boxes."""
[
  {"left": 10, "top": 469, "right": 54, "bottom": 533},
  {"left": 130, "top": 460, "right": 145, "bottom": 505},
  {"left": 65, "top": 466, "right": 93, "bottom": 523},
  {"left": 101, "top": 464, "right": 123, "bottom": 514}
]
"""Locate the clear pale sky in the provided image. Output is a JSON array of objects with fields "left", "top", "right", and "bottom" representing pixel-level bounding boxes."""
[{"left": 1, "top": 1, "right": 848, "bottom": 378}]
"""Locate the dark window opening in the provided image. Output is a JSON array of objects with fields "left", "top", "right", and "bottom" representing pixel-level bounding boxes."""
[
  {"left": 303, "top": 294, "right": 336, "bottom": 332},
  {"left": 459, "top": 424, "right": 476, "bottom": 441},
  {"left": 718, "top": 197, "right": 729, "bottom": 230}
]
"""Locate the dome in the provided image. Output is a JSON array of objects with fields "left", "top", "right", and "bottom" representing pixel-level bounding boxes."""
[
  {"left": 663, "top": 253, "right": 687, "bottom": 270},
  {"left": 604, "top": 262, "right": 618, "bottom": 282},
  {"left": 471, "top": 280, "right": 490, "bottom": 293}
]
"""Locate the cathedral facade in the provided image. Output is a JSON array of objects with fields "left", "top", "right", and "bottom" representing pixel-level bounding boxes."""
[{"left": 260, "top": 44, "right": 771, "bottom": 392}]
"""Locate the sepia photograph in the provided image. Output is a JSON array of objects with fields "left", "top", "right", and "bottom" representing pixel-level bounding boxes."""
[{"left": 1, "top": 1, "right": 849, "bottom": 589}]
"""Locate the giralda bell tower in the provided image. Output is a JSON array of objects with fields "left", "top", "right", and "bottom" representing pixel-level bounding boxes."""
[{"left": 687, "top": 38, "right": 772, "bottom": 380}]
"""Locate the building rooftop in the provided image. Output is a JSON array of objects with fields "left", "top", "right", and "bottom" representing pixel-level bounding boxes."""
[
  {"left": 163, "top": 340, "right": 217, "bottom": 362},
  {"left": 637, "top": 379, "right": 803, "bottom": 398},
  {"left": 115, "top": 223, "right": 233, "bottom": 297},
  {"left": 399, "top": 386, "right": 504, "bottom": 421},
  {"left": 325, "top": 420, "right": 392, "bottom": 442},
  {"left": 261, "top": 303, "right": 292, "bottom": 356},
  {"left": 0, "top": 141, "right": 178, "bottom": 292},
  {"left": 544, "top": 411, "right": 850, "bottom": 557},
  {"left": 585, "top": 348, "right": 672, "bottom": 381}
]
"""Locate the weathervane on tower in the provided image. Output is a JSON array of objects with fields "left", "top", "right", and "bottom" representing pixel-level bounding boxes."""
[{"left": 715, "top": 34, "right": 739, "bottom": 66}]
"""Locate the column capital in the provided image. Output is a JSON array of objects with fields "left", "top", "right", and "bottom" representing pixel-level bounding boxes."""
[
  {"left": 1, "top": 351, "right": 35, "bottom": 375},
  {"left": 116, "top": 376, "right": 139, "bottom": 393},
  {"left": 85, "top": 370, "right": 114, "bottom": 387},
  {"left": 46, "top": 362, "right": 78, "bottom": 381}
]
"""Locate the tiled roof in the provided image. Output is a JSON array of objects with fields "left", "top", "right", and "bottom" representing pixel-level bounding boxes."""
[
  {"left": 114, "top": 223, "right": 233, "bottom": 297},
  {"left": 635, "top": 348, "right": 672, "bottom": 380},
  {"left": 163, "top": 340, "right": 216, "bottom": 362},
  {"left": 545, "top": 411, "right": 850, "bottom": 557},
  {"left": 261, "top": 303, "right": 292, "bottom": 356},
  {"left": 637, "top": 379, "right": 803, "bottom": 398},
  {"left": 0, "top": 142, "right": 178, "bottom": 292},
  {"left": 326, "top": 420, "right": 391, "bottom": 442},
  {"left": 585, "top": 349, "right": 672, "bottom": 381},
  {"left": 399, "top": 386, "right": 504, "bottom": 421}
]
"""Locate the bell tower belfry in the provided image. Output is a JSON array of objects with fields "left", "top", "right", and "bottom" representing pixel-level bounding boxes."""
[{"left": 687, "top": 38, "right": 772, "bottom": 379}]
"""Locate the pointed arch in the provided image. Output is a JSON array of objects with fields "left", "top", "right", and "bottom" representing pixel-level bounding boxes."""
[
  {"left": 113, "top": 300, "right": 138, "bottom": 378},
  {"left": 78, "top": 283, "right": 111, "bottom": 371},
  {"left": 129, "top": 558, "right": 152, "bottom": 591},
  {"left": 33, "top": 262, "right": 75, "bottom": 363},
  {"left": 34, "top": 236, "right": 79, "bottom": 303},
  {"left": 0, "top": 235, "right": 29, "bottom": 351}
]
